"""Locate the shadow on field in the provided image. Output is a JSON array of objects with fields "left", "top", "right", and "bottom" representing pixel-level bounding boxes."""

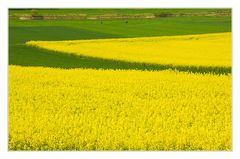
[{"left": 9, "top": 45, "right": 231, "bottom": 75}]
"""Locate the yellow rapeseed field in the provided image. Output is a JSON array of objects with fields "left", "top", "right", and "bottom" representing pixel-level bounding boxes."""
[
  {"left": 26, "top": 32, "right": 231, "bottom": 67},
  {"left": 9, "top": 66, "right": 231, "bottom": 150},
  {"left": 9, "top": 32, "right": 231, "bottom": 150}
]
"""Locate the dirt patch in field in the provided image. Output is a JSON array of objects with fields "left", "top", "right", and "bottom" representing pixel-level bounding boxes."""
[{"left": 11, "top": 11, "right": 231, "bottom": 20}]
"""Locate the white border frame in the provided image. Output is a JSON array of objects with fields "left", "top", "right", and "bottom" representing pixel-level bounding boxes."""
[{"left": 1, "top": 0, "right": 240, "bottom": 159}]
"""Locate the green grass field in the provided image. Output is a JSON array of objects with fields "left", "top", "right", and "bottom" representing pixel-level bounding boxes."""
[{"left": 9, "top": 11, "right": 231, "bottom": 71}]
